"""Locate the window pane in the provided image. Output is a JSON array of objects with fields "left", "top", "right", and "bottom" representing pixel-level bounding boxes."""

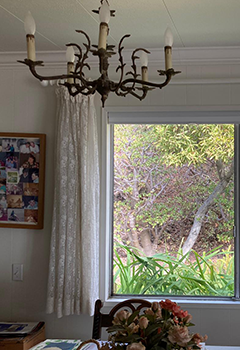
[{"left": 112, "top": 124, "right": 234, "bottom": 297}]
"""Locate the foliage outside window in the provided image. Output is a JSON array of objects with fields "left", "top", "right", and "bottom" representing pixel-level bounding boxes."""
[{"left": 112, "top": 124, "right": 234, "bottom": 297}]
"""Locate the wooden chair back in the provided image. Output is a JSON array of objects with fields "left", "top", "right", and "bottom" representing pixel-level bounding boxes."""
[{"left": 92, "top": 299, "right": 151, "bottom": 340}]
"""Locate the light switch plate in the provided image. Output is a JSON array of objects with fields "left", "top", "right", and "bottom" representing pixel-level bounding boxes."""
[{"left": 12, "top": 264, "right": 23, "bottom": 281}]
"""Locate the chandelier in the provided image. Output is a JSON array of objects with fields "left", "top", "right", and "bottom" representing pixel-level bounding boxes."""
[{"left": 19, "top": 0, "right": 181, "bottom": 106}]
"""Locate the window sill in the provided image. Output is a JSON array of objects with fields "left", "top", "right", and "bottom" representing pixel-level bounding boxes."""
[{"left": 102, "top": 296, "right": 240, "bottom": 310}]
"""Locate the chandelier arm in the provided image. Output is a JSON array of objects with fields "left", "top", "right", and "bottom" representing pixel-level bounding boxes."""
[
  {"left": 71, "top": 75, "right": 97, "bottom": 88},
  {"left": 65, "top": 85, "right": 96, "bottom": 97},
  {"left": 130, "top": 48, "right": 140, "bottom": 78},
  {"left": 114, "top": 48, "right": 151, "bottom": 97},
  {"left": 113, "top": 74, "right": 136, "bottom": 97},
  {"left": 131, "top": 48, "right": 150, "bottom": 65},
  {"left": 65, "top": 79, "right": 98, "bottom": 95},
  {"left": 113, "top": 34, "right": 131, "bottom": 93},
  {"left": 113, "top": 83, "right": 136, "bottom": 97},
  {"left": 113, "top": 47, "right": 141, "bottom": 97},
  {"left": 65, "top": 84, "right": 97, "bottom": 97},
  {"left": 113, "top": 84, "right": 149, "bottom": 100},
  {"left": 66, "top": 43, "right": 82, "bottom": 61},
  {"left": 75, "top": 30, "right": 91, "bottom": 77},
  {"left": 26, "top": 61, "right": 73, "bottom": 82},
  {"left": 18, "top": 59, "right": 96, "bottom": 89},
  {"left": 126, "top": 48, "right": 141, "bottom": 92},
  {"left": 130, "top": 48, "right": 150, "bottom": 78},
  {"left": 114, "top": 80, "right": 134, "bottom": 97},
  {"left": 66, "top": 43, "right": 90, "bottom": 77},
  {"left": 127, "top": 87, "right": 148, "bottom": 101},
  {"left": 65, "top": 85, "right": 82, "bottom": 97},
  {"left": 75, "top": 62, "right": 91, "bottom": 75},
  {"left": 120, "top": 71, "right": 173, "bottom": 90}
]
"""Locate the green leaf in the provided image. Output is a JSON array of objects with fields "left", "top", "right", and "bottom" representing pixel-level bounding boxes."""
[{"left": 127, "top": 310, "right": 140, "bottom": 325}]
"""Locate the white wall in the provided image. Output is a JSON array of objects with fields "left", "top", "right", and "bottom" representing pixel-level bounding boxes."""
[
  {"left": 0, "top": 64, "right": 95, "bottom": 340},
  {"left": 1, "top": 49, "right": 240, "bottom": 344}
]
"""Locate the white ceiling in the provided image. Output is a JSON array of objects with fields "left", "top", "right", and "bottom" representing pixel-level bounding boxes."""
[{"left": 0, "top": 0, "right": 240, "bottom": 53}]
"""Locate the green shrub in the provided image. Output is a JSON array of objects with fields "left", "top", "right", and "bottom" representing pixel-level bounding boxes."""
[{"left": 113, "top": 244, "right": 234, "bottom": 296}]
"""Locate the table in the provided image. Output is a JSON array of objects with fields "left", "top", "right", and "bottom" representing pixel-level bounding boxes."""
[
  {"left": 0, "top": 322, "right": 45, "bottom": 350},
  {"left": 29, "top": 342, "right": 240, "bottom": 350}
]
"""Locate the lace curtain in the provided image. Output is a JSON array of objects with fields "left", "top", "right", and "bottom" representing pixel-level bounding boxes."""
[{"left": 46, "top": 87, "right": 99, "bottom": 317}]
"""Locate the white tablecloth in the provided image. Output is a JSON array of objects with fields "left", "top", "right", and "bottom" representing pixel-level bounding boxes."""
[
  {"left": 30, "top": 339, "right": 82, "bottom": 350},
  {"left": 208, "top": 347, "right": 240, "bottom": 350}
]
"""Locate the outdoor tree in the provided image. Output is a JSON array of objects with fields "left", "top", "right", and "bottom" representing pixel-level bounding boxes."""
[{"left": 113, "top": 124, "right": 234, "bottom": 256}]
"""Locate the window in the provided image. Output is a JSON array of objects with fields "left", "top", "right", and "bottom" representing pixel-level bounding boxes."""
[{"left": 102, "top": 110, "right": 240, "bottom": 302}]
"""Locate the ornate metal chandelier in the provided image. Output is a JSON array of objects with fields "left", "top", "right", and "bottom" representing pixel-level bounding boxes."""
[{"left": 19, "top": 0, "right": 181, "bottom": 106}]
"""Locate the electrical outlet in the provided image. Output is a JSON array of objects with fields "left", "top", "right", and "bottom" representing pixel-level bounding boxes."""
[{"left": 12, "top": 264, "right": 23, "bottom": 281}]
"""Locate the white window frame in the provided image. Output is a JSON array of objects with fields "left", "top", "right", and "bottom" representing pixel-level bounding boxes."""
[{"left": 99, "top": 106, "right": 240, "bottom": 310}]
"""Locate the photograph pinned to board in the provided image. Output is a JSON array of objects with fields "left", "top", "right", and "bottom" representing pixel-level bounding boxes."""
[{"left": 0, "top": 133, "right": 46, "bottom": 229}]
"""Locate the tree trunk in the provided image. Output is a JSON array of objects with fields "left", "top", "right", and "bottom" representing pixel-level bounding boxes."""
[
  {"left": 129, "top": 213, "right": 143, "bottom": 253},
  {"left": 140, "top": 229, "right": 155, "bottom": 256},
  {"left": 182, "top": 161, "right": 234, "bottom": 256}
]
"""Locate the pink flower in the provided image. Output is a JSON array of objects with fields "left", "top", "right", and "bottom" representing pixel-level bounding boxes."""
[
  {"left": 192, "top": 333, "right": 202, "bottom": 345},
  {"left": 113, "top": 310, "right": 131, "bottom": 324},
  {"left": 173, "top": 308, "right": 189, "bottom": 319},
  {"left": 145, "top": 308, "right": 154, "bottom": 316},
  {"left": 184, "top": 314, "right": 192, "bottom": 323},
  {"left": 192, "top": 333, "right": 208, "bottom": 345},
  {"left": 155, "top": 309, "right": 162, "bottom": 319},
  {"left": 126, "top": 343, "right": 146, "bottom": 350},
  {"left": 108, "top": 299, "right": 207, "bottom": 350},
  {"left": 128, "top": 323, "right": 139, "bottom": 333},
  {"left": 168, "top": 325, "right": 192, "bottom": 347},
  {"left": 172, "top": 304, "right": 181, "bottom": 314},
  {"left": 160, "top": 299, "right": 189, "bottom": 320},
  {"left": 151, "top": 302, "right": 160, "bottom": 311},
  {"left": 160, "top": 299, "right": 178, "bottom": 312},
  {"left": 173, "top": 316, "right": 179, "bottom": 324},
  {"left": 139, "top": 316, "right": 149, "bottom": 329}
]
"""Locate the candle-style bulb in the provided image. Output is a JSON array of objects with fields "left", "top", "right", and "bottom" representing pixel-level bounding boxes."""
[
  {"left": 66, "top": 47, "right": 75, "bottom": 83},
  {"left": 99, "top": 0, "right": 110, "bottom": 24},
  {"left": 24, "top": 11, "right": 36, "bottom": 35},
  {"left": 40, "top": 80, "right": 48, "bottom": 87},
  {"left": 66, "top": 46, "right": 75, "bottom": 63},
  {"left": 164, "top": 27, "right": 173, "bottom": 47},
  {"left": 140, "top": 51, "right": 148, "bottom": 67}
]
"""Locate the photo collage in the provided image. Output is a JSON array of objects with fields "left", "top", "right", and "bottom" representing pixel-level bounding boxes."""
[{"left": 0, "top": 138, "right": 40, "bottom": 224}]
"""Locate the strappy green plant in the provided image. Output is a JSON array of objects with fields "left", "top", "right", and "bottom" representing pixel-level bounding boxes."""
[{"left": 113, "top": 244, "right": 234, "bottom": 296}]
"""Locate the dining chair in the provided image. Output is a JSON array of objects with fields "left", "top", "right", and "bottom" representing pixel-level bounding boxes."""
[{"left": 92, "top": 299, "right": 152, "bottom": 340}]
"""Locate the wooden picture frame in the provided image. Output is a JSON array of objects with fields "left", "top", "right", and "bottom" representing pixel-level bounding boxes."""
[{"left": 0, "top": 133, "right": 46, "bottom": 229}]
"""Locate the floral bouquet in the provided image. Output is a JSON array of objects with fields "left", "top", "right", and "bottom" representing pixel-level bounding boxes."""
[{"left": 107, "top": 300, "right": 207, "bottom": 350}]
